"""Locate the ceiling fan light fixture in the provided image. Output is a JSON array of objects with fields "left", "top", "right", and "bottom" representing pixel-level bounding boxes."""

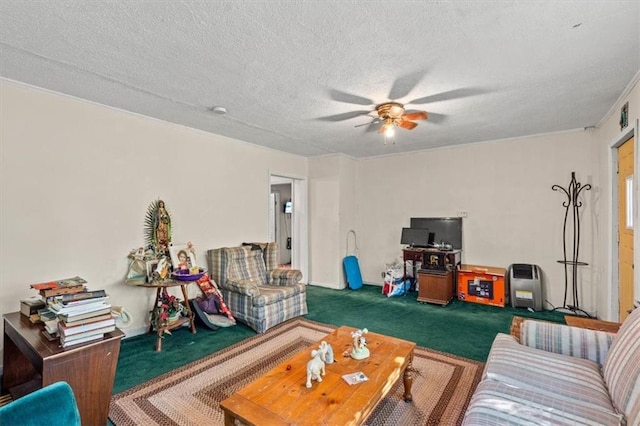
[
  {"left": 388, "top": 104, "right": 404, "bottom": 117},
  {"left": 383, "top": 123, "right": 395, "bottom": 137}
]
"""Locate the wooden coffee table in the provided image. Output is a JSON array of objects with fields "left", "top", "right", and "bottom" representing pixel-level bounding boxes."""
[{"left": 220, "top": 326, "right": 416, "bottom": 425}]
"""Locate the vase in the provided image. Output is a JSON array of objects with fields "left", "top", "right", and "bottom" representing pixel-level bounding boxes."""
[{"left": 167, "top": 313, "right": 181, "bottom": 325}]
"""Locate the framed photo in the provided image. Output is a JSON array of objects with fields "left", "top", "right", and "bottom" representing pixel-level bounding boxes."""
[
  {"left": 620, "top": 102, "right": 629, "bottom": 130},
  {"left": 169, "top": 244, "right": 197, "bottom": 271},
  {"left": 146, "top": 260, "right": 159, "bottom": 282}
]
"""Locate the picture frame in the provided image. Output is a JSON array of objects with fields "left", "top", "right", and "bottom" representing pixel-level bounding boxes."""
[
  {"left": 146, "top": 260, "right": 159, "bottom": 282},
  {"left": 169, "top": 244, "right": 197, "bottom": 271},
  {"left": 620, "top": 102, "right": 629, "bottom": 130}
]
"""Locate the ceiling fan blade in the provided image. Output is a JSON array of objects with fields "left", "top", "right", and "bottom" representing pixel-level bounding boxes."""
[
  {"left": 354, "top": 117, "right": 380, "bottom": 128},
  {"left": 328, "top": 89, "right": 375, "bottom": 106},
  {"left": 407, "top": 87, "right": 486, "bottom": 105},
  {"left": 388, "top": 71, "right": 425, "bottom": 100},
  {"left": 397, "top": 120, "right": 418, "bottom": 130},
  {"left": 364, "top": 121, "right": 381, "bottom": 133},
  {"left": 402, "top": 111, "right": 428, "bottom": 121},
  {"left": 424, "top": 112, "right": 446, "bottom": 124},
  {"left": 316, "top": 110, "right": 372, "bottom": 122}
]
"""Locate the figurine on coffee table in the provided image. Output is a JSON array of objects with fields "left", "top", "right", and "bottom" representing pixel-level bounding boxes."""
[
  {"left": 306, "top": 342, "right": 328, "bottom": 388},
  {"left": 349, "top": 328, "right": 369, "bottom": 360}
]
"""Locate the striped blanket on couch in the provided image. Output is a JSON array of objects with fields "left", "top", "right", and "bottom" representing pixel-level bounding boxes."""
[{"left": 463, "top": 308, "right": 640, "bottom": 425}]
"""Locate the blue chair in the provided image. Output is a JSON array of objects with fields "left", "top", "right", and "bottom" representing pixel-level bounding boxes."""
[{"left": 0, "top": 381, "right": 81, "bottom": 426}]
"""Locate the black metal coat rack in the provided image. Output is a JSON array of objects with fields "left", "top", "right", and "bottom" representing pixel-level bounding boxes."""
[{"left": 552, "top": 172, "right": 592, "bottom": 317}]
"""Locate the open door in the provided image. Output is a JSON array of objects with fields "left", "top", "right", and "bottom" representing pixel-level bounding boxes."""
[{"left": 617, "top": 136, "right": 635, "bottom": 321}]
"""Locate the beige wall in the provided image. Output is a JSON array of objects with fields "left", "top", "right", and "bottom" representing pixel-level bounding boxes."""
[
  {"left": 338, "top": 155, "right": 359, "bottom": 288},
  {"left": 0, "top": 81, "right": 308, "bottom": 345},
  {"left": 356, "top": 131, "right": 603, "bottom": 314},
  {"left": 308, "top": 154, "right": 359, "bottom": 289},
  {"left": 308, "top": 155, "right": 342, "bottom": 288}
]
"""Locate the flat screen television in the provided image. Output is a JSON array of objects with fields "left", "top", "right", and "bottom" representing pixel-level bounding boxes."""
[
  {"left": 410, "top": 217, "right": 463, "bottom": 249},
  {"left": 400, "top": 227, "right": 434, "bottom": 248}
]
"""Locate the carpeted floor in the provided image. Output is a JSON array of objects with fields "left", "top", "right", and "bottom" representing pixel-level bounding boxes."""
[
  {"left": 109, "top": 318, "right": 483, "bottom": 426},
  {"left": 113, "top": 284, "right": 565, "bottom": 394}
]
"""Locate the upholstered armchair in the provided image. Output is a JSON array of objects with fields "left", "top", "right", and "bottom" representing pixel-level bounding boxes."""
[
  {"left": 0, "top": 381, "right": 81, "bottom": 426},
  {"left": 207, "top": 242, "right": 307, "bottom": 333}
]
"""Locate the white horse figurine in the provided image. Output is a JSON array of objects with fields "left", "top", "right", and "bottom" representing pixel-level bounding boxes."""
[{"left": 306, "top": 341, "right": 328, "bottom": 388}]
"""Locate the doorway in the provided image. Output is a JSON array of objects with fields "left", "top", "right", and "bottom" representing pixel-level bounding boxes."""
[
  {"left": 270, "top": 174, "right": 309, "bottom": 284},
  {"left": 270, "top": 181, "right": 292, "bottom": 266},
  {"left": 617, "top": 135, "right": 635, "bottom": 322},
  {"left": 611, "top": 122, "right": 637, "bottom": 322}
]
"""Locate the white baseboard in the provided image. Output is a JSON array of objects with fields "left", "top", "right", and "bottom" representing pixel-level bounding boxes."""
[{"left": 309, "top": 282, "right": 346, "bottom": 290}]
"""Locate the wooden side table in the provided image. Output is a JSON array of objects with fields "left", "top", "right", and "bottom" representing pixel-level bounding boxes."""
[
  {"left": 140, "top": 280, "right": 197, "bottom": 351},
  {"left": 2, "top": 312, "right": 123, "bottom": 425},
  {"left": 564, "top": 315, "right": 621, "bottom": 333}
]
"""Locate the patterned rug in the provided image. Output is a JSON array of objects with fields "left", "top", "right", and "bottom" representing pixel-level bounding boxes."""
[{"left": 109, "top": 319, "right": 483, "bottom": 425}]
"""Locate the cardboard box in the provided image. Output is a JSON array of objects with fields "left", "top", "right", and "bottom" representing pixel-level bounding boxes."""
[{"left": 457, "top": 264, "right": 507, "bottom": 307}]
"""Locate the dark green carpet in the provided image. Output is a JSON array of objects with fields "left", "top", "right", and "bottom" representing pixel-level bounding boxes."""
[{"left": 113, "top": 284, "right": 565, "bottom": 394}]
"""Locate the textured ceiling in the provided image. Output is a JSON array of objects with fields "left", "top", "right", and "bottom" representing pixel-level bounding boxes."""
[{"left": 1, "top": 1, "right": 638, "bottom": 158}]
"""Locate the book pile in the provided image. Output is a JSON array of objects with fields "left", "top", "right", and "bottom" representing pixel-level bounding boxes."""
[{"left": 29, "top": 276, "right": 115, "bottom": 348}]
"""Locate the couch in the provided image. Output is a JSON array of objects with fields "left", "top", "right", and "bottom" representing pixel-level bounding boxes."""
[
  {"left": 463, "top": 307, "right": 640, "bottom": 425},
  {"left": 207, "top": 242, "right": 307, "bottom": 333},
  {"left": 0, "top": 381, "right": 81, "bottom": 426}
]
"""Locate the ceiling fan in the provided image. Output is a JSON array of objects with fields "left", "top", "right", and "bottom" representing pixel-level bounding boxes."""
[
  {"left": 316, "top": 71, "right": 485, "bottom": 137},
  {"left": 371, "top": 102, "right": 428, "bottom": 136}
]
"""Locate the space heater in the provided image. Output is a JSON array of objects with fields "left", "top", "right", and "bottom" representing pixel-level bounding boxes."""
[{"left": 508, "top": 264, "right": 543, "bottom": 311}]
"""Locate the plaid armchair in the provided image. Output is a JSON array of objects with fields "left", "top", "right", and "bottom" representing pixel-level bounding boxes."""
[{"left": 207, "top": 242, "right": 307, "bottom": 333}]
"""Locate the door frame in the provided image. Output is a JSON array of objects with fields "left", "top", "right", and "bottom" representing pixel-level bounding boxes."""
[
  {"left": 269, "top": 172, "right": 309, "bottom": 284},
  {"left": 609, "top": 119, "right": 639, "bottom": 321}
]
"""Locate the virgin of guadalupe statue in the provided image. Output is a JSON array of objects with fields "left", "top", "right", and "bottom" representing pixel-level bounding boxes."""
[{"left": 144, "top": 199, "right": 172, "bottom": 256}]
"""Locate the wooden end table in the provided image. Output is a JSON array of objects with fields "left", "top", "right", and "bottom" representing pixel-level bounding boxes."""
[
  {"left": 220, "top": 326, "right": 416, "bottom": 425},
  {"left": 2, "top": 312, "right": 124, "bottom": 425},
  {"left": 140, "top": 279, "right": 196, "bottom": 351},
  {"left": 564, "top": 315, "right": 621, "bottom": 333}
]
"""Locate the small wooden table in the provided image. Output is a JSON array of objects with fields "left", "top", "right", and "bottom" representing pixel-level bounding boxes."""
[
  {"left": 139, "top": 279, "right": 196, "bottom": 351},
  {"left": 564, "top": 315, "right": 621, "bottom": 333},
  {"left": 220, "top": 326, "right": 416, "bottom": 426},
  {"left": 2, "top": 312, "right": 124, "bottom": 425}
]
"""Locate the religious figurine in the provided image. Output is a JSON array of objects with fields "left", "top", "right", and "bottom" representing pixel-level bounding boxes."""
[
  {"left": 144, "top": 199, "right": 172, "bottom": 256},
  {"left": 350, "top": 328, "right": 370, "bottom": 360},
  {"left": 154, "top": 200, "right": 172, "bottom": 255}
]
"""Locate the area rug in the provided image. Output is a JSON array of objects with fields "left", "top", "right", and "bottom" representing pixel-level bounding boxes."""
[{"left": 109, "top": 318, "right": 483, "bottom": 425}]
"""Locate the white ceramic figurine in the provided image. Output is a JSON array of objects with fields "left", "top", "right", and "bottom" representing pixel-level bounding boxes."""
[{"left": 306, "top": 343, "right": 328, "bottom": 388}]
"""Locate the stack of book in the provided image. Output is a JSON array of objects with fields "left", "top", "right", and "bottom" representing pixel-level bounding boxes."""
[
  {"left": 51, "top": 290, "right": 115, "bottom": 348},
  {"left": 29, "top": 276, "right": 89, "bottom": 324},
  {"left": 29, "top": 276, "right": 115, "bottom": 348},
  {"left": 30, "top": 276, "right": 88, "bottom": 298}
]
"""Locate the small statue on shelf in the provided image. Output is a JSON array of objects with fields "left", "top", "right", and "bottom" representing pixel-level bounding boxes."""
[{"left": 144, "top": 199, "right": 172, "bottom": 256}]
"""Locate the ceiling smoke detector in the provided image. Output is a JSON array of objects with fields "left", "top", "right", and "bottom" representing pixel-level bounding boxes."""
[{"left": 211, "top": 106, "right": 227, "bottom": 115}]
